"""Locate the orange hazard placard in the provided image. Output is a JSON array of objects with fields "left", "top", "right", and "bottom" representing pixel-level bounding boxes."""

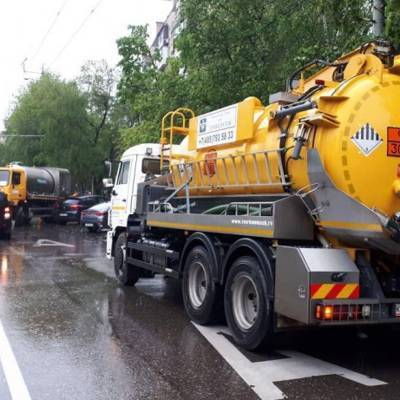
[
  {"left": 388, "top": 127, "right": 400, "bottom": 157},
  {"left": 203, "top": 151, "right": 217, "bottom": 177}
]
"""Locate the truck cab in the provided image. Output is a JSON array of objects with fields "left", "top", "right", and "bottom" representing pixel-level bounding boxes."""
[
  {"left": 0, "top": 166, "right": 26, "bottom": 206},
  {"left": 106, "top": 143, "right": 165, "bottom": 259}
]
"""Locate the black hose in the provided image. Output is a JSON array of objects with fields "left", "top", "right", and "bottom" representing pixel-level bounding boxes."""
[
  {"left": 287, "top": 59, "right": 330, "bottom": 91},
  {"left": 298, "top": 84, "right": 324, "bottom": 101},
  {"left": 287, "top": 60, "right": 348, "bottom": 91}
]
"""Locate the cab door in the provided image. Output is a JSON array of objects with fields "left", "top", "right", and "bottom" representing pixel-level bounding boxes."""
[
  {"left": 111, "top": 159, "right": 131, "bottom": 228},
  {"left": 10, "top": 171, "right": 26, "bottom": 205}
]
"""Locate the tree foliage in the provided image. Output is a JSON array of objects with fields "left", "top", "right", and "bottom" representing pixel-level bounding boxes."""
[
  {"left": 116, "top": 25, "right": 190, "bottom": 146},
  {"left": 116, "top": 0, "right": 374, "bottom": 146},
  {"left": 3, "top": 73, "right": 111, "bottom": 190},
  {"left": 178, "top": 0, "right": 373, "bottom": 108},
  {"left": 386, "top": 0, "right": 400, "bottom": 48}
]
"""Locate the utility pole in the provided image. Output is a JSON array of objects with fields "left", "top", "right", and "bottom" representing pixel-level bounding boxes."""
[{"left": 373, "top": 0, "right": 386, "bottom": 37}]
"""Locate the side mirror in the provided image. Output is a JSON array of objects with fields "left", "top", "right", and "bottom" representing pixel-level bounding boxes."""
[
  {"left": 102, "top": 178, "right": 113, "bottom": 188},
  {"left": 104, "top": 160, "right": 112, "bottom": 177}
]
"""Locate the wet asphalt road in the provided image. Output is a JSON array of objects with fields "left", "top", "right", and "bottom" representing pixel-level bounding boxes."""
[{"left": 0, "top": 222, "right": 400, "bottom": 399}]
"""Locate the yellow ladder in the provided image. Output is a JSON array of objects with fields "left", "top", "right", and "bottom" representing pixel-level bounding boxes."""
[{"left": 160, "top": 108, "right": 195, "bottom": 171}]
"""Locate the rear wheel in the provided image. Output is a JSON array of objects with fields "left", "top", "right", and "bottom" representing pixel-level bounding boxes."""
[
  {"left": 224, "top": 256, "right": 273, "bottom": 350},
  {"left": 182, "top": 246, "right": 222, "bottom": 324},
  {"left": 114, "top": 232, "right": 139, "bottom": 286},
  {"left": 0, "top": 231, "right": 11, "bottom": 240},
  {"left": 15, "top": 206, "right": 26, "bottom": 226}
]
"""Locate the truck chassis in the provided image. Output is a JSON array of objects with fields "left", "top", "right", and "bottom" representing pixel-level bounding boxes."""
[{"left": 116, "top": 179, "right": 400, "bottom": 350}]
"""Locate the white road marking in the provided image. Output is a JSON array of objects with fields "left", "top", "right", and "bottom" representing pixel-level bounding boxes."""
[
  {"left": 0, "top": 318, "right": 31, "bottom": 400},
  {"left": 193, "top": 324, "right": 386, "bottom": 400},
  {"left": 33, "top": 239, "right": 74, "bottom": 248}
]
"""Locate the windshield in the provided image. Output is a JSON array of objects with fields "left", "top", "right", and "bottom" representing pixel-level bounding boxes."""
[{"left": 0, "top": 170, "right": 10, "bottom": 187}]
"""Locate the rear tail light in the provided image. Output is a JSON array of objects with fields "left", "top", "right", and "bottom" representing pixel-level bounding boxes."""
[
  {"left": 4, "top": 206, "right": 11, "bottom": 220},
  {"left": 393, "top": 304, "right": 400, "bottom": 317},
  {"left": 315, "top": 304, "right": 363, "bottom": 321},
  {"left": 316, "top": 305, "right": 333, "bottom": 320},
  {"left": 70, "top": 204, "right": 81, "bottom": 210},
  {"left": 95, "top": 211, "right": 105, "bottom": 216}
]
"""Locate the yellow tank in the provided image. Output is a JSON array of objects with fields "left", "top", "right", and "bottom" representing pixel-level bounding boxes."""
[{"left": 166, "top": 43, "right": 400, "bottom": 221}]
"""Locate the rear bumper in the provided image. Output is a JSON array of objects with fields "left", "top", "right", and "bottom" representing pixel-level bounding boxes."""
[
  {"left": 311, "top": 298, "right": 400, "bottom": 326},
  {"left": 57, "top": 212, "right": 80, "bottom": 222},
  {"left": 81, "top": 221, "right": 103, "bottom": 230},
  {"left": 81, "top": 217, "right": 105, "bottom": 229}
]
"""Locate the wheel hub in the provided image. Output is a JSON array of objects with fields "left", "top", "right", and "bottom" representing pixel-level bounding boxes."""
[
  {"left": 231, "top": 273, "right": 259, "bottom": 331},
  {"left": 188, "top": 262, "right": 208, "bottom": 309}
]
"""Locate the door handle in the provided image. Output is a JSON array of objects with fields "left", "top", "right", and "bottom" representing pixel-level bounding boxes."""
[{"left": 122, "top": 199, "right": 126, "bottom": 202}]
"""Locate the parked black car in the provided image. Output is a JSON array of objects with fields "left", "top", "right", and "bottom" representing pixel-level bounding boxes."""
[
  {"left": 57, "top": 195, "right": 105, "bottom": 224},
  {"left": 80, "top": 202, "right": 110, "bottom": 232}
]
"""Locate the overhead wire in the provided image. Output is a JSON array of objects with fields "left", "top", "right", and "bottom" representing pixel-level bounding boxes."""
[
  {"left": 30, "top": 0, "right": 71, "bottom": 62},
  {"left": 49, "top": 0, "right": 104, "bottom": 67}
]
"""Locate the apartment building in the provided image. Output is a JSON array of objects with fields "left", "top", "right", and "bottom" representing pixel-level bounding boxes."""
[{"left": 150, "top": 0, "right": 182, "bottom": 69}]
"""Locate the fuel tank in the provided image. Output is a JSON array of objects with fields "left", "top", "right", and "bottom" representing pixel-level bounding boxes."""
[
  {"left": 169, "top": 43, "right": 400, "bottom": 220},
  {"left": 25, "top": 167, "right": 71, "bottom": 197}
]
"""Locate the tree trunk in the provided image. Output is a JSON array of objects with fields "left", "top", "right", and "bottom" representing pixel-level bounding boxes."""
[{"left": 373, "top": 0, "right": 385, "bottom": 37}]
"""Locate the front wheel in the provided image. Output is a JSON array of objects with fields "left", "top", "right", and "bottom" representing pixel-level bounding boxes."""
[
  {"left": 224, "top": 256, "right": 273, "bottom": 350},
  {"left": 114, "top": 232, "right": 139, "bottom": 286}
]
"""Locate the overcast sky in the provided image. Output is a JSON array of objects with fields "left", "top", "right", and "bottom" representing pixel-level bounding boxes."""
[{"left": 0, "top": 0, "right": 172, "bottom": 130}]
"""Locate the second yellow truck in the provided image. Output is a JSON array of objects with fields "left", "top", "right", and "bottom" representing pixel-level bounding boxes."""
[{"left": 0, "top": 163, "right": 71, "bottom": 224}]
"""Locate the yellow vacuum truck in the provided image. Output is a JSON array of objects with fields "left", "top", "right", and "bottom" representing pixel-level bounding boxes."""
[
  {"left": 0, "top": 163, "right": 71, "bottom": 224},
  {"left": 108, "top": 40, "right": 400, "bottom": 350}
]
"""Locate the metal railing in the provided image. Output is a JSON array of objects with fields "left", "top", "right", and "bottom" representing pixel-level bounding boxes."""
[
  {"left": 223, "top": 202, "right": 274, "bottom": 217},
  {"left": 169, "top": 148, "right": 290, "bottom": 191}
]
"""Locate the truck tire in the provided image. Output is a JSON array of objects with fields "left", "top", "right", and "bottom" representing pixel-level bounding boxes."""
[
  {"left": 224, "top": 256, "right": 273, "bottom": 350},
  {"left": 182, "top": 246, "right": 223, "bottom": 325},
  {"left": 15, "top": 206, "right": 31, "bottom": 226},
  {"left": 0, "top": 231, "right": 11, "bottom": 240},
  {"left": 114, "top": 232, "right": 139, "bottom": 286},
  {"left": 15, "top": 206, "right": 25, "bottom": 226}
]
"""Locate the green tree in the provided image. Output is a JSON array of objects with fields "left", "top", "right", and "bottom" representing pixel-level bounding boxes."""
[
  {"left": 116, "top": 25, "right": 190, "bottom": 146},
  {"left": 178, "top": 0, "right": 373, "bottom": 109},
  {"left": 78, "top": 60, "right": 116, "bottom": 146},
  {"left": 3, "top": 73, "right": 100, "bottom": 190},
  {"left": 386, "top": 0, "right": 400, "bottom": 48}
]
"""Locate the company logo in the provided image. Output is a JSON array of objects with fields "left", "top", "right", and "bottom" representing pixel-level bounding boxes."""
[
  {"left": 351, "top": 123, "right": 383, "bottom": 156},
  {"left": 199, "top": 118, "right": 207, "bottom": 133}
]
